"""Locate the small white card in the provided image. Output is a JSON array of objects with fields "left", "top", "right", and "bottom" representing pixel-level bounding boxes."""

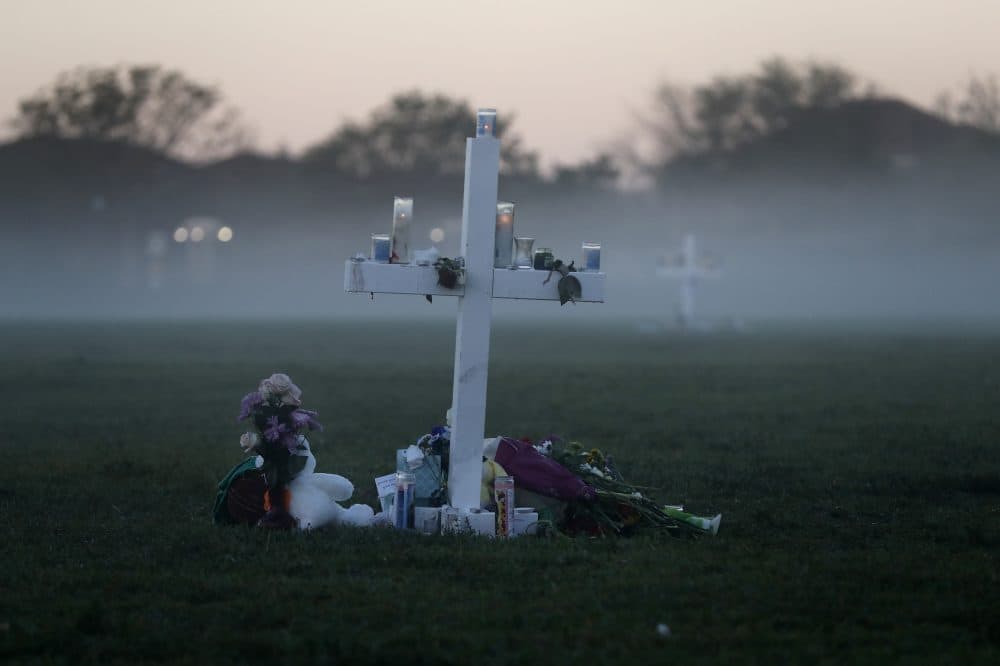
[
  {"left": 375, "top": 472, "right": 397, "bottom": 499},
  {"left": 375, "top": 472, "right": 397, "bottom": 514}
]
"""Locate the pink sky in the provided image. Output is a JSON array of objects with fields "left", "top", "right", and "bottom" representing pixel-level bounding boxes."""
[{"left": 2, "top": 0, "right": 998, "bottom": 168}]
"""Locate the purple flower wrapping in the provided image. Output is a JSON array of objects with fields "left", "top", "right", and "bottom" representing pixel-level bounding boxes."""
[
  {"left": 237, "top": 391, "right": 264, "bottom": 422},
  {"left": 263, "top": 416, "right": 288, "bottom": 443},
  {"left": 290, "top": 409, "right": 324, "bottom": 432},
  {"left": 494, "top": 437, "right": 597, "bottom": 502}
]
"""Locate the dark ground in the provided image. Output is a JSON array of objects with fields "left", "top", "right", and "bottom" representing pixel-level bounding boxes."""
[{"left": 1, "top": 320, "right": 998, "bottom": 664}]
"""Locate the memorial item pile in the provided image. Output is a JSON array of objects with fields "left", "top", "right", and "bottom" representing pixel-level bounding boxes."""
[{"left": 385, "top": 425, "right": 721, "bottom": 538}]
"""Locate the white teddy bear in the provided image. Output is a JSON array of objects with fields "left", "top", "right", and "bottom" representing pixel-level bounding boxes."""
[{"left": 282, "top": 437, "right": 374, "bottom": 529}]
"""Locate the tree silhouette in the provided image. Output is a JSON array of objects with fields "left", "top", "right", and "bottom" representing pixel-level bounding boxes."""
[
  {"left": 693, "top": 76, "right": 757, "bottom": 152},
  {"left": 751, "top": 57, "right": 805, "bottom": 133},
  {"left": 934, "top": 74, "right": 1000, "bottom": 134},
  {"left": 957, "top": 74, "right": 1000, "bottom": 133},
  {"left": 552, "top": 153, "right": 620, "bottom": 190},
  {"left": 641, "top": 58, "right": 862, "bottom": 164},
  {"left": 9, "top": 65, "right": 251, "bottom": 161},
  {"left": 802, "top": 62, "right": 857, "bottom": 108},
  {"left": 303, "top": 91, "right": 539, "bottom": 182}
]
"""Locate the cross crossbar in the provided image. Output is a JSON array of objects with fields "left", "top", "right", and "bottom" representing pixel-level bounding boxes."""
[{"left": 345, "top": 263, "right": 607, "bottom": 302}]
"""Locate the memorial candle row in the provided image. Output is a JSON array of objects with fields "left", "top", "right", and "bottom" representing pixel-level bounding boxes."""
[
  {"left": 366, "top": 108, "right": 601, "bottom": 272},
  {"left": 493, "top": 201, "right": 601, "bottom": 272},
  {"left": 370, "top": 194, "right": 601, "bottom": 272}
]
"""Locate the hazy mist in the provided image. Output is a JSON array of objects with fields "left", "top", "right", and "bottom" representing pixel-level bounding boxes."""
[{"left": 3, "top": 176, "right": 998, "bottom": 323}]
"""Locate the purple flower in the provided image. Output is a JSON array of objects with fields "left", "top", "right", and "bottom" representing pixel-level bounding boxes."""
[
  {"left": 237, "top": 391, "right": 264, "bottom": 422},
  {"left": 263, "top": 415, "right": 288, "bottom": 443},
  {"left": 289, "top": 409, "right": 323, "bottom": 432}
]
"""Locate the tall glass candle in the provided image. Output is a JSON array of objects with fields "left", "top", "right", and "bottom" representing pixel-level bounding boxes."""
[
  {"left": 582, "top": 242, "right": 601, "bottom": 271},
  {"left": 371, "top": 234, "right": 390, "bottom": 263},
  {"left": 393, "top": 472, "right": 415, "bottom": 529},
  {"left": 495, "top": 202, "right": 515, "bottom": 267},
  {"left": 391, "top": 197, "right": 413, "bottom": 264},
  {"left": 477, "top": 108, "right": 497, "bottom": 138},
  {"left": 494, "top": 476, "right": 515, "bottom": 538}
]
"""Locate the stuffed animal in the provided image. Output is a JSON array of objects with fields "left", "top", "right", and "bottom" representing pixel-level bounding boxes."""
[{"left": 284, "top": 437, "right": 375, "bottom": 529}]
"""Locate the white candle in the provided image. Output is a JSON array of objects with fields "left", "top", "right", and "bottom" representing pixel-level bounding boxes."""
[
  {"left": 494, "top": 202, "right": 514, "bottom": 267},
  {"left": 391, "top": 197, "right": 412, "bottom": 263}
]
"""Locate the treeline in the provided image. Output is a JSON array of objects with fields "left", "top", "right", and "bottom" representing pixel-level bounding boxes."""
[{"left": 5, "top": 59, "right": 1000, "bottom": 191}]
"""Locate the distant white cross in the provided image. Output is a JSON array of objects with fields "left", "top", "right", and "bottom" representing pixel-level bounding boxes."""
[
  {"left": 345, "top": 111, "right": 606, "bottom": 510},
  {"left": 656, "top": 233, "right": 721, "bottom": 329}
]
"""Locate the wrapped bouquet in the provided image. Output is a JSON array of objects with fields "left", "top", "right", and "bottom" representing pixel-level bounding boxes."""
[{"left": 235, "top": 373, "right": 323, "bottom": 528}]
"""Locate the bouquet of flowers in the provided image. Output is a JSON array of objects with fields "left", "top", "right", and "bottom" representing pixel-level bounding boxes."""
[
  {"left": 547, "top": 441, "right": 696, "bottom": 536},
  {"left": 494, "top": 436, "right": 721, "bottom": 537},
  {"left": 415, "top": 425, "right": 451, "bottom": 471},
  {"left": 237, "top": 373, "right": 323, "bottom": 526}
]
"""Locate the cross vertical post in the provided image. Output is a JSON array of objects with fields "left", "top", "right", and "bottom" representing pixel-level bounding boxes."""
[
  {"left": 679, "top": 234, "right": 697, "bottom": 324},
  {"left": 448, "top": 134, "right": 500, "bottom": 509}
]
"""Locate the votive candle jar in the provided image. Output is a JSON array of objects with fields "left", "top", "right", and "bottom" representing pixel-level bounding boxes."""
[
  {"left": 582, "top": 242, "right": 601, "bottom": 271},
  {"left": 391, "top": 197, "right": 413, "bottom": 264},
  {"left": 533, "top": 247, "right": 554, "bottom": 271},
  {"left": 514, "top": 236, "right": 534, "bottom": 268},
  {"left": 495, "top": 202, "right": 515, "bottom": 268},
  {"left": 371, "top": 234, "right": 391, "bottom": 263},
  {"left": 477, "top": 108, "right": 497, "bottom": 138}
]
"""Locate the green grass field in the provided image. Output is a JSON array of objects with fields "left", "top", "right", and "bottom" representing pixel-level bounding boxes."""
[{"left": 2, "top": 321, "right": 999, "bottom": 664}]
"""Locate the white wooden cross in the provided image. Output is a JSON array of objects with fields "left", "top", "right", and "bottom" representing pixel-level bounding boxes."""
[
  {"left": 656, "top": 233, "right": 720, "bottom": 329},
  {"left": 344, "top": 111, "right": 606, "bottom": 510}
]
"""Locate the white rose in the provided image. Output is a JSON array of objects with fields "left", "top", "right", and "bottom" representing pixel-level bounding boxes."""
[
  {"left": 259, "top": 373, "right": 302, "bottom": 405},
  {"left": 240, "top": 431, "right": 260, "bottom": 453},
  {"left": 258, "top": 382, "right": 272, "bottom": 400},
  {"left": 267, "top": 373, "right": 293, "bottom": 393},
  {"left": 280, "top": 382, "right": 303, "bottom": 406}
]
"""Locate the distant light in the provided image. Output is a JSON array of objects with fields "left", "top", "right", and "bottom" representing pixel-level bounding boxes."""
[
  {"left": 173, "top": 227, "right": 189, "bottom": 243},
  {"left": 190, "top": 226, "right": 205, "bottom": 242},
  {"left": 217, "top": 226, "right": 233, "bottom": 242},
  {"left": 429, "top": 227, "right": 445, "bottom": 243}
]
